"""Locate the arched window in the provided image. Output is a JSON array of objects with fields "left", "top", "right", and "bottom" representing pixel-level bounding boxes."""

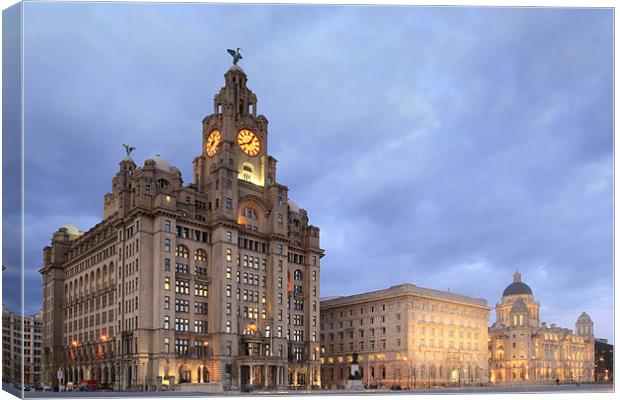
[
  {"left": 156, "top": 179, "right": 169, "bottom": 189},
  {"left": 294, "top": 270, "right": 303, "bottom": 281},
  {"left": 497, "top": 345, "right": 504, "bottom": 360},
  {"left": 197, "top": 365, "right": 210, "bottom": 383},
  {"left": 176, "top": 245, "right": 189, "bottom": 258},
  {"left": 179, "top": 365, "right": 191, "bottom": 383},
  {"left": 240, "top": 207, "right": 257, "bottom": 221},
  {"left": 195, "top": 249, "right": 207, "bottom": 262}
]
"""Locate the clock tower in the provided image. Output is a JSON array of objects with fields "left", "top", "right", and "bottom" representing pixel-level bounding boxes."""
[{"left": 41, "top": 55, "right": 323, "bottom": 392}]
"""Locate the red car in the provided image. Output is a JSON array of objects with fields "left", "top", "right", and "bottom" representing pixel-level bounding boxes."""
[{"left": 78, "top": 380, "right": 99, "bottom": 391}]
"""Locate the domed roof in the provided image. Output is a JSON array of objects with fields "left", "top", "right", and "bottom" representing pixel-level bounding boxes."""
[
  {"left": 577, "top": 311, "right": 592, "bottom": 322},
  {"left": 145, "top": 154, "right": 171, "bottom": 172},
  {"left": 228, "top": 64, "right": 245, "bottom": 74},
  {"left": 289, "top": 200, "right": 300, "bottom": 213},
  {"left": 502, "top": 270, "right": 533, "bottom": 297},
  {"left": 62, "top": 224, "right": 83, "bottom": 238}
]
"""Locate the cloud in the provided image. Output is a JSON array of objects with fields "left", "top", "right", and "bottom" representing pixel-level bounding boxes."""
[{"left": 13, "top": 4, "right": 613, "bottom": 340}]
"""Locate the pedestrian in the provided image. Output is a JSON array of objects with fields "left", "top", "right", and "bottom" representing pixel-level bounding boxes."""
[{"left": 555, "top": 378, "right": 560, "bottom": 385}]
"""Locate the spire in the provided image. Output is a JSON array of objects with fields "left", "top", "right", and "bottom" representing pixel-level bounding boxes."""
[{"left": 513, "top": 269, "right": 522, "bottom": 282}]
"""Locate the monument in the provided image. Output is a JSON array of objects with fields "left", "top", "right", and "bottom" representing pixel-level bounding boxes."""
[{"left": 345, "top": 352, "right": 365, "bottom": 391}]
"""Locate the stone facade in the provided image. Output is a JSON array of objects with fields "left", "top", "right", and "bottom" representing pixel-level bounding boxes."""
[
  {"left": 39, "top": 64, "right": 323, "bottom": 391},
  {"left": 2, "top": 306, "right": 43, "bottom": 386},
  {"left": 488, "top": 271, "right": 595, "bottom": 383},
  {"left": 320, "top": 284, "right": 490, "bottom": 389}
]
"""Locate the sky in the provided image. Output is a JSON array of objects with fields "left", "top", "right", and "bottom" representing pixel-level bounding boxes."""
[{"left": 3, "top": 3, "right": 613, "bottom": 341}]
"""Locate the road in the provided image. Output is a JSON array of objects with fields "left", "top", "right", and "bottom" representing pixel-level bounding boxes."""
[{"left": 6, "top": 383, "right": 612, "bottom": 398}]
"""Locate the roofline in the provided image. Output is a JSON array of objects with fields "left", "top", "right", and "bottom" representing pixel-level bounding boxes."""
[{"left": 320, "top": 283, "right": 489, "bottom": 310}]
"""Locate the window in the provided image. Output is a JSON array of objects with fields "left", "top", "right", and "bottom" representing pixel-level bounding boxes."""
[
  {"left": 277, "top": 196, "right": 283, "bottom": 206},
  {"left": 164, "top": 277, "right": 170, "bottom": 290},
  {"left": 195, "top": 284, "right": 208, "bottom": 297},
  {"left": 195, "top": 302, "right": 207, "bottom": 315},
  {"left": 175, "top": 318, "right": 189, "bottom": 332},
  {"left": 294, "top": 270, "right": 303, "bottom": 281},
  {"left": 175, "top": 338, "right": 188, "bottom": 354},
  {"left": 225, "top": 198, "right": 233, "bottom": 208},
  {"left": 195, "top": 249, "right": 207, "bottom": 262},
  {"left": 226, "top": 249, "right": 232, "bottom": 262},
  {"left": 175, "top": 280, "right": 189, "bottom": 294},
  {"left": 226, "top": 231, "right": 232, "bottom": 243},
  {"left": 194, "top": 320, "right": 207, "bottom": 334},
  {"left": 225, "top": 321, "right": 232, "bottom": 333},
  {"left": 175, "top": 299, "right": 190, "bottom": 313},
  {"left": 176, "top": 245, "right": 189, "bottom": 258},
  {"left": 164, "top": 337, "right": 169, "bottom": 352},
  {"left": 163, "top": 316, "right": 170, "bottom": 329},
  {"left": 277, "top": 244, "right": 283, "bottom": 255},
  {"left": 226, "top": 285, "right": 232, "bottom": 297},
  {"left": 164, "top": 258, "right": 170, "bottom": 272},
  {"left": 164, "top": 296, "right": 170, "bottom": 309},
  {"left": 164, "top": 239, "right": 171, "bottom": 252},
  {"left": 277, "top": 213, "right": 283, "bottom": 224},
  {"left": 175, "top": 262, "right": 189, "bottom": 274},
  {"left": 164, "top": 220, "right": 172, "bottom": 233}
]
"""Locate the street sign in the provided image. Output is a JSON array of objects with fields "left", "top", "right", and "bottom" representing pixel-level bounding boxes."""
[{"left": 57, "top": 369, "right": 64, "bottom": 380}]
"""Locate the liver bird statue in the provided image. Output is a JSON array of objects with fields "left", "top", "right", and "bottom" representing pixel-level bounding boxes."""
[
  {"left": 123, "top": 144, "right": 136, "bottom": 157},
  {"left": 227, "top": 48, "right": 243, "bottom": 65}
]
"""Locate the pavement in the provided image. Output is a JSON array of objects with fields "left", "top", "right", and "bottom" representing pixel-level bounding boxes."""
[{"left": 5, "top": 383, "right": 612, "bottom": 398}]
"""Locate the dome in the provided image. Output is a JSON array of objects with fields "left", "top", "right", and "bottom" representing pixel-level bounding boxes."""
[
  {"left": 289, "top": 200, "right": 300, "bottom": 213},
  {"left": 577, "top": 311, "right": 592, "bottom": 322},
  {"left": 502, "top": 270, "right": 533, "bottom": 297},
  {"left": 145, "top": 154, "right": 171, "bottom": 172},
  {"left": 62, "top": 224, "right": 82, "bottom": 238},
  {"left": 228, "top": 65, "right": 245, "bottom": 74}
]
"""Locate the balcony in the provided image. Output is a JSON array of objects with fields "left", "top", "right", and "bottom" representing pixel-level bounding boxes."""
[{"left": 194, "top": 273, "right": 211, "bottom": 284}]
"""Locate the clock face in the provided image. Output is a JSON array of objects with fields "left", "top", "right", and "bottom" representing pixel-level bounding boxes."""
[
  {"left": 236, "top": 129, "right": 261, "bottom": 157},
  {"left": 205, "top": 130, "right": 221, "bottom": 157}
]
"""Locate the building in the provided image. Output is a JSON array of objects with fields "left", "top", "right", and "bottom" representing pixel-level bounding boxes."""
[
  {"left": 2, "top": 306, "right": 43, "bottom": 386},
  {"left": 488, "top": 271, "right": 595, "bottom": 383},
  {"left": 320, "top": 284, "right": 490, "bottom": 389},
  {"left": 39, "top": 60, "right": 324, "bottom": 391},
  {"left": 594, "top": 338, "right": 613, "bottom": 383}
]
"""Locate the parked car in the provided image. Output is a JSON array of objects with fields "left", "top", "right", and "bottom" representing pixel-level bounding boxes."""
[{"left": 79, "top": 380, "right": 100, "bottom": 391}]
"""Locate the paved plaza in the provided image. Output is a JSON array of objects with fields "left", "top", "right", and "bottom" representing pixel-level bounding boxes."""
[{"left": 4, "top": 383, "right": 612, "bottom": 398}]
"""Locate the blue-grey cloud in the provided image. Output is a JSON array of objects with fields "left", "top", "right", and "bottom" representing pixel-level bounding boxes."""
[{"left": 13, "top": 4, "right": 613, "bottom": 341}]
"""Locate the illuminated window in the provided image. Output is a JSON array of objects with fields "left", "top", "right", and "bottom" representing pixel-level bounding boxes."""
[
  {"left": 195, "top": 249, "right": 207, "bottom": 262},
  {"left": 175, "top": 245, "right": 189, "bottom": 258},
  {"left": 242, "top": 164, "right": 253, "bottom": 181}
]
